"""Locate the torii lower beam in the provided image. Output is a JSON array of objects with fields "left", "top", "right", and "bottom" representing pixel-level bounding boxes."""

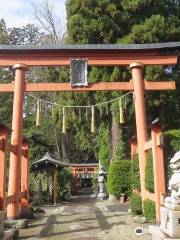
[{"left": 0, "top": 81, "right": 176, "bottom": 92}]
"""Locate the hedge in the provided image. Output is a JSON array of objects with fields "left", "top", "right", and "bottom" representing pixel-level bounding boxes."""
[
  {"left": 130, "top": 193, "right": 142, "bottom": 215},
  {"left": 107, "top": 160, "right": 131, "bottom": 198},
  {"left": 164, "top": 129, "right": 180, "bottom": 157},
  {"left": 145, "top": 150, "right": 154, "bottom": 193},
  {"left": 143, "top": 199, "right": 156, "bottom": 221},
  {"left": 131, "top": 153, "right": 141, "bottom": 191},
  {"left": 164, "top": 129, "right": 180, "bottom": 182}
]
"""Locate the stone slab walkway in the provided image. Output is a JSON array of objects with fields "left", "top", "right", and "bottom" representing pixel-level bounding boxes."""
[{"left": 18, "top": 189, "right": 152, "bottom": 240}]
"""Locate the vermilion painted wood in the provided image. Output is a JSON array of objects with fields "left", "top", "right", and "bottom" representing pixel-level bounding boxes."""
[
  {"left": 70, "top": 165, "right": 98, "bottom": 193},
  {"left": 130, "top": 63, "right": 148, "bottom": 206},
  {"left": 151, "top": 123, "right": 166, "bottom": 223},
  {"left": 7, "top": 64, "right": 27, "bottom": 220},
  {"left": 130, "top": 138, "right": 138, "bottom": 160},
  {"left": 21, "top": 139, "right": 29, "bottom": 210},
  {"left": 0, "top": 50, "right": 178, "bottom": 66},
  {"left": 7, "top": 143, "right": 17, "bottom": 154},
  {"left": 144, "top": 140, "right": 152, "bottom": 150},
  {"left": 6, "top": 195, "right": 16, "bottom": 205},
  {"left": 0, "top": 126, "right": 8, "bottom": 211},
  {"left": 6, "top": 192, "right": 26, "bottom": 206},
  {"left": 0, "top": 81, "right": 176, "bottom": 92},
  {"left": 144, "top": 191, "right": 155, "bottom": 202}
]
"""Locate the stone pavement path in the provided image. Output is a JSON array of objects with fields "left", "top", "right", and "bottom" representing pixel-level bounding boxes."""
[{"left": 19, "top": 189, "right": 151, "bottom": 240}]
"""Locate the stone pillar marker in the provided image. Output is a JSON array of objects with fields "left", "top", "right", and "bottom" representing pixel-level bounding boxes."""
[
  {"left": 7, "top": 63, "right": 27, "bottom": 220},
  {"left": 130, "top": 62, "right": 148, "bottom": 201}
]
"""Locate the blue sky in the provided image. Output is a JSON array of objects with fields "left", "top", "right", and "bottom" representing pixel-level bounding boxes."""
[{"left": 0, "top": 0, "right": 66, "bottom": 28}]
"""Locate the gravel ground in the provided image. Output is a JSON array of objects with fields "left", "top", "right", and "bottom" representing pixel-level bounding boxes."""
[{"left": 18, "top": 189, "right": 152, "bottom": 240}]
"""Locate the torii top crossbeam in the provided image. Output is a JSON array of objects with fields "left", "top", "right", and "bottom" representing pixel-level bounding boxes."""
[
  {"left": 0, "top": 42, "right": 179, "bottom": 93},
  {"left": 0, "top": 42, "right": 180, "bottom": 66}
]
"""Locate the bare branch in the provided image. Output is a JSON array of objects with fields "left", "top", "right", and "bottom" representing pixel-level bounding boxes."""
[{"left": 32, "top": 0, "right": 65, "bottom": 44}]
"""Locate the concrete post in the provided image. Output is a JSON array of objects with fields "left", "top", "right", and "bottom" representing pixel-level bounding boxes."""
[{"left": 7, "top": 64, "right": 27, "bottom": 219}]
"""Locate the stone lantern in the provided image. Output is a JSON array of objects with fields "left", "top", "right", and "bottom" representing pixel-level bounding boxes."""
[{"left": 97, "top": 164, "right": 107, "bottom": 200}]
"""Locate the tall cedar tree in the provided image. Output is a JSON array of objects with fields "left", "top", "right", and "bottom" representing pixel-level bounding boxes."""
[{"left": 65, "top": 0, "right": 180, "bottom": 167}]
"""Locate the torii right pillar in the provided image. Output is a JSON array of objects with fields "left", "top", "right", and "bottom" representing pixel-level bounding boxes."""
[{"left": 130, "top": 62, "right": 148, "bottom": 202}]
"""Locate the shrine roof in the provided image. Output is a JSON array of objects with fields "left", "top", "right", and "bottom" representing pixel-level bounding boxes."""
[
  {"left": 31, "top": 152, "right": 69, "bottom": 170},
  {"left": 0, "top": 42, "right": 180, "bottom": 52}
]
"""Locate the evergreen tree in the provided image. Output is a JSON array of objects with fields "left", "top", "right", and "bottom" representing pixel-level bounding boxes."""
[
  {"left": 0, "top": 19, "right": 13, "bottom": 126},
  {"left": 96, "top": 123, "right": 111, "bottom": 170},
  {"left": 113, "top": 128, "right": 129, "bottom": 161},
  {"left": 65, "top": 0, "right": 180, "bottom": 165},
  {"left": 7, "top": 24, "right": 45, "bottom": 45},
  {"left": 0, "top": 19, "right": 7, "bottom": 43}
]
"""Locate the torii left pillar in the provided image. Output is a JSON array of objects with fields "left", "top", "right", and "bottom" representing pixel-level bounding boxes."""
[
  {"left": 130, "top": 62, "right": 148, "bottom": 202},
  {"left": 7, "top": 64, "right": 27, "bottom": 219}
]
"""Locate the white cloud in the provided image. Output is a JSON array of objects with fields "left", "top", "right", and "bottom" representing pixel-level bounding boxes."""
[
  {"left": 0, "top": 0, "right": 33, "bottom": 27},
  {"left": 0, "top": 0, "right": 66, "bottom": 29}
]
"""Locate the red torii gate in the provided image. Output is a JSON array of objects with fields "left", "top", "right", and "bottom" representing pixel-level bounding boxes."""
[{"left": 0, "top": 43, "right": 179, "bottom": 220}]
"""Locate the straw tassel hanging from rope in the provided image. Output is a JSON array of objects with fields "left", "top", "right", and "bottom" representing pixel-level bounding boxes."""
[
  {"left": 59, "top": 107, "right": 61, "bottom": 120},
  {"left": 79, "top": 108, "right": 81, "bottom": 122},
  {"left": 123, "top": 96, "right": 127, "bottom": 110},
  {"left": 119, "top": 98, "right": 124, "bottom": 124},
  {"left": 62, "top": 107, "right": 66, "bottom": 133},
  {"left": 52, "top": 105, "right": 54, "bottom": 119},
  {"left": 91, "top": 106, "right": 95, "bottom": 133},
  {"left": 72, "top": 108, "right": 75, "bottom": 120},
  {"left": 86, "top": 107, "right": 88, "bottom": 121},
  {"left": 100, "top": 106, "right": 102, "bottom": 118},
  {"left": 106, "top": 104, "right": 109, "bottom": 115},
  {"left": 36, "top": 99, "right": 41, "bottom": 126}
]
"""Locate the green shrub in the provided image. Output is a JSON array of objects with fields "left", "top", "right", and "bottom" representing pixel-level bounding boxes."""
[
  {"left": 164, "top": 129, "right": 180, "bottom": 157},
  {"left": 130, "top": 193, "right": 142, "bottom": 215},
  {"left": 164, "top": 129, "right": 180, "bottom": 182},
  {"left": 143, "top": 199, "right": 156, "bottom": 221},
  {"left": 131, "top": 153, "right": 141, "bottom": 191},
  {"left": 107, "top": 160, "right": 131, "bottom": 198},
  {"left": 145, "top": 150, "right": 154, "bottom": 192},
  {"left": 113, "top": 128, "right": 129, "bottom": 161},
  {"left": 57, "top": 168, "right": 72, "bottom": 200}
]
